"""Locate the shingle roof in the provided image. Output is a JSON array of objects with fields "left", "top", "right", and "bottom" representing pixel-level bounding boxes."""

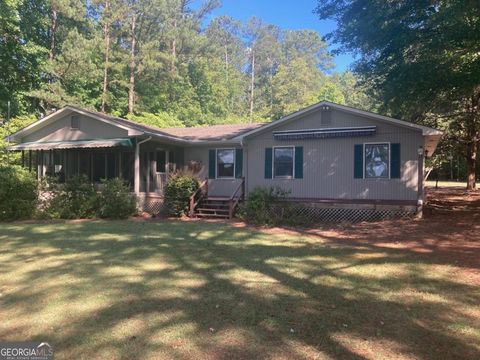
[
  {"left": 67, "top": 106, "right": 265, "bottom": 141},
  {"left": 159, "top": 123, "right": 266, "bottom": 141}
]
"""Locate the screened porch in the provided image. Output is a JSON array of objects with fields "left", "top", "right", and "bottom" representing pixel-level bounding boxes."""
[{"left": 11, "top": 140, "right": 182, "bottom": 195}]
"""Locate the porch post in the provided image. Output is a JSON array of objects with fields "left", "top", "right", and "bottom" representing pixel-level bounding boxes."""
[
  {"left": 134, "top": 142, "right": 140, "bottom": 194},
  {"left": 134, "top": 136, "right": 152, "bottom": 195},
  {"left": 417, "top": 147, "right": 425, "bottom": 218}
]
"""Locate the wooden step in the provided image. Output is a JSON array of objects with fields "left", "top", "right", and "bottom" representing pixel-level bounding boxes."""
[
  {"left": 196, "top": 208, "right": 229, "bottom": 213},
  {"left": 195, "top": 213, "right": 230, "bottom": 218}
]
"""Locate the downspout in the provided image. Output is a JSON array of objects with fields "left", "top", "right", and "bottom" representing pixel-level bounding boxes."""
[
  {"left": 241, "top": 137, "right": 247, "bottom": 199},
  {"left": 134, "top": 136, "right": 151, "bottom": 195}
]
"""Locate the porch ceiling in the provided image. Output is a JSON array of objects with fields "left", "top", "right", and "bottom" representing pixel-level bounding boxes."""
[{"left": 7, "top": 138, "right": 133, "bottom": 151}]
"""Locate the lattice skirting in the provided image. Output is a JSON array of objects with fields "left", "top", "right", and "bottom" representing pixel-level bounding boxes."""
[
  {"left": 267, "top": 202, "right": 418, "bottom": 223},
  {"left": 137, "top": 195, "right": 165, "bottom": 215}
]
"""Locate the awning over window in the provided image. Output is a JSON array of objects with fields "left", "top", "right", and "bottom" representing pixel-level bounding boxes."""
[
  {"left": 7, "top": 138, "right": 133, "bottom": 151},
  {"left": 273, "top": 126, "right": 377, "bottom": 141}
]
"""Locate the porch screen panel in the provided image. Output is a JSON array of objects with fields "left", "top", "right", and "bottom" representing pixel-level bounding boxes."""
[
  {"left": 156, "top": 151, "right": 167, "bottom": 173},
  {"left": 106, "top": 153, "right": 116, "bottom": 179},
  {"left": 93, "top": 153, "right": 106, "bottom": 182},
  {"left": 66, "top": 151, "right": 79, "bottom": 178},
  {"left": 122, "top": 152, "right": 134, "bottom": 187},
  {"left": 79, "top": 152, "right": 91, "bottom": 180}
]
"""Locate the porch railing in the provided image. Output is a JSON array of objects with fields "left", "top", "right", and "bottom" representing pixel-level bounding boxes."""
[
  {"left": 228, "top": 177, "right": 245, "bottom": 219},
  {"left": 189, "top": 178, "right": 208, "bottom": 217}
]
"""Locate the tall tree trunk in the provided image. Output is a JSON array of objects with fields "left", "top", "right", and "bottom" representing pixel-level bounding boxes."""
[
  {"left": 128, "top": 15, "right": 136, "bottom": 114},
  {"left": 224, "top": 44, "right": 229, "bottom": 82},
  {"left": 101, "top": 1, "right": 111, "bottom": 113},
  {"left": 466, "top": 93, "right": 479, "bottom": 190},
  {"left": 49, "top": 8, "right": 58, "bottom": 61},
  {"left": 466, "top": 122, "right": 477, "bottom": 190},
  {"left": 249, "top": 47, "right": 255, "bottom": 124},
  {"left": 171, "top": 18, "right": 177, "bottom": 74}
]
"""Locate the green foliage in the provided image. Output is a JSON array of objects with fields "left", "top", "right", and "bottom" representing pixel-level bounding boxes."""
[
  {"left": 239, "top": 186, "right": 289, "bottom": 226},
  {"left": 271, "top": 58, "right": 323, "bottom": 118},
  {"left": 0, "top": 165, "right": 37, "bottom": 221},
  {"left": 41, "top": 175, "right": 98, "bottom": 219},
  {"left": 97, "top": 178, "right": 137, "bottom": 219},
  {"left": 40, "top": 176, "right": 137, "bottom": 219},
  {"left": 318, "top": 81, "right": 346, "bottom": 104},
  {"left": 164, "top": 172, "right": 200, "bottom": 217},
  {"left": 0, "top": 114, "right": 37, "bottom": 164}
]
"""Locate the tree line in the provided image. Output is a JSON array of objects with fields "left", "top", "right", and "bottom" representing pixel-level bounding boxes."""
[{"left": 0, "top": 0, "right": 371, "bottom": 128}]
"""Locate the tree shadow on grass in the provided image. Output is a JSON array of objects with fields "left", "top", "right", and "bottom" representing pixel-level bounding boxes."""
[{"left": 0, "top": 220, "right": 479, "bottom": 359}]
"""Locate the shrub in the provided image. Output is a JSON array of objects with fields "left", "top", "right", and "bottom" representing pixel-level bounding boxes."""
[
  {"left": 239, "top": 186, "right": 291, "bottom": 226},
  {"left": 164, "top": 172, "right": 200, "bottom": 217},
  {"left": 41, "top": 175, "right": 98, "bottom": 219},
  {"left": 0, "top": 165, "right": 37, "bottom": 221},
  {"left": 97, "top": 178, "right": 137, "bottom": 219}
]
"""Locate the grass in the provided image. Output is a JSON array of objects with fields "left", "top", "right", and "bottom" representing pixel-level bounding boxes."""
[
  {"left": 425, "top": 180, "right": 467, "bottom": 188},
  {"left": 0, "top": 220, "right": 479, "bottom": 359}
]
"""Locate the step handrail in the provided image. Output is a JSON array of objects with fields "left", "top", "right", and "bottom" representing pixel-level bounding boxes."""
[
  {"left": 228, "top": 177, "right": 245, "bottom": 219},
  {"left": 189, "top": 178, "right": 208, "bottom": 217}
]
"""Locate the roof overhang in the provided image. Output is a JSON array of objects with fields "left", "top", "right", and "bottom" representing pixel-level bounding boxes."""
[{"left": 7, "top": 138, "right": 133, "bottom": 151}]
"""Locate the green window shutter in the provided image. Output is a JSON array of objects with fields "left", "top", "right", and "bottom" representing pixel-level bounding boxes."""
[
  {"left": 235, "top": 148, "right": 243, "bottom": 178},
  {"left": 208, "top": 149, "right": 216, "bottom": 179},
  {"left": 390, "top": 143, "right": 401, "bottom": 179},
  {"left": 294, "top": 146, "right": 303, "bottom": 179},
  {"left": 264, "top": 148, "right": 273, "bottom": 179},
  {"left": 354, "top": 144, "right": 363, "bottom": 179}
]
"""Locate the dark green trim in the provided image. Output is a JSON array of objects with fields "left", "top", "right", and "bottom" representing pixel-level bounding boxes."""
[
  {"left": 264, "top": 148, "right": 273, "bottom": 179},
  {"left": 235, "top": 148, "right": 243, "bottom": 178},
  {"left": 354, "top": 144, "right": 363, "bottom": 179},
  {"left": 294, "top": 146, "right": 303, "bottom": 179},
  {"left": 390, "top": 143, "right": 401, "bottom": 179},
  {"left": 208, "top": 149, "right": 216, "bottom": 179}
]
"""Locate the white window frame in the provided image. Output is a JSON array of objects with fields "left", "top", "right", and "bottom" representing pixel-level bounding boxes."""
[
  {"left": 216, "top": 148, "right": 236, "bottom": 179},
  {"left": 273, "top": 146, "right": 295, "bottom": 179},
  {"left": 363, "top": 142, "right": 391, "bottom": 179}
]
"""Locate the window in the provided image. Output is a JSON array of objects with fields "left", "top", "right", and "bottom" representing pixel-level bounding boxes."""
[
  {"left": 71, "top": 115, "right": 80, "bottom": 130},
  {"left": 156, "top": 150, "right": 167, "bottom": 173},
  {"left": 217, "top": 149, "right": 235, "bottom": 178},
  {"left": 365, "top": 143, "right": 389, "bottom": 178},
  {"left": 274, "top": 147, "right": 294, "bottom": 178}
]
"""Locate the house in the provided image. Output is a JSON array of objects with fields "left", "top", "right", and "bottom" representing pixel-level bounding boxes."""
[{"left": 6, "top": 101, "right": 442, "bottom": 220}]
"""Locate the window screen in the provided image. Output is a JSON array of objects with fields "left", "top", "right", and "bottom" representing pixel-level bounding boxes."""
[
  {"left": 216, "top": 149, "right": 235, "bottom": 178},
  {"left": 365, "top": 143, "right": 389, "bottom": 178},
  {"left": 274, "top": 147, "right": 294, "bottom": 178}
]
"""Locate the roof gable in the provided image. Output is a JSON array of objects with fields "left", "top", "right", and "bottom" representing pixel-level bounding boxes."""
[{"left": 242, "top": 101, "right": 443, "bottom": 138}]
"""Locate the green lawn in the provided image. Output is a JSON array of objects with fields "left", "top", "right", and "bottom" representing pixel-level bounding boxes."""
[{"left": 0, "top": 220, "right": 479, "bottom": 359}]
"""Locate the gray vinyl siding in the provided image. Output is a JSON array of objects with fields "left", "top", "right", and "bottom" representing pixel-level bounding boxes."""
[
  {"left": 22, "top": 113, "right": 128, "bottom": 143},
  {"left": 245, "top": 108, "right": 423, "bottom": 201},
  {"left": 184, "top": 146, "right": 243, "bottom": 197}
]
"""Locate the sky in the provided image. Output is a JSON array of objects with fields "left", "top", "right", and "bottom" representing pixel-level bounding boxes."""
[{"left": 200, "top": 0, "right": 355, "bottom": 72}]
